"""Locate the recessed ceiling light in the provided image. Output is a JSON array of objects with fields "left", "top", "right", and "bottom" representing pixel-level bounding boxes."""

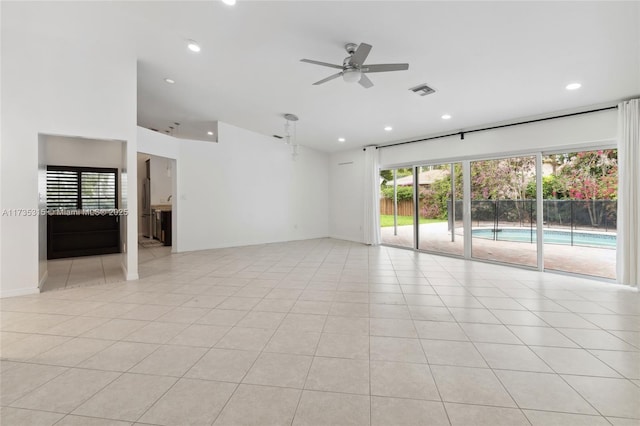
[
  {"left": 566, "top": 82, "right": 581, "bottom": 90},
  {"left": 338, "top": 138, "right": 345, "bottom": 143},
  {"left": 384, "top": 126, "right": 393, "bottom": 131},
  {"left": 221, "top": 0, "right": 236, "bottom": 5},
  {"left": 164, "top": 78, "right": 175, "bottom": 84},
  {"left": 207, "top": 131, "right": 214, "bottom": 136},
  {"left": 441, "top": 114, "right": 452, "bottom": 120},
  {"left": 187, "top": 40, "right": 201, "bottom": 52}
]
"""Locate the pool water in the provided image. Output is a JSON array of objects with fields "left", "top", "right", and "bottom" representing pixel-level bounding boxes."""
[{"left": 472, "top": 228, "right": 616, "bottom": 248}]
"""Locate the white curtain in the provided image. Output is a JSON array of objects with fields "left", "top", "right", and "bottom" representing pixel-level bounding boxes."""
[
  {"left": 363, "top": 146, "right": 381, "bottom": 245},
  {"left": 617, "top": 98, "right": 640, "bottom": 287}
]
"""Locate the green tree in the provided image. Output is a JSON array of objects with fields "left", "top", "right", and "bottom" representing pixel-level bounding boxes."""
[
  {"left": 380, "top": 170, "right": 393, "bottom": 187},
  {"left": 381, "top": 185, "right": 414, "bottom": 201},
  {"left": 561, "top": 149, "right": 617, "bottom": 226},
  {"left": 525, "top": 174, "right": 570, "bottom": 199},
  {"left": 470, "top": 157, "right": 535, "bottom": 201},
  {"left": 419, "top": 164, "right": 462, "bottom": 219}
]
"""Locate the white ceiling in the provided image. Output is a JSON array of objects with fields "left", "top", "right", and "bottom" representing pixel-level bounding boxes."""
[{"left": 58, "top": 2, "right": 640, "bottom": 152}]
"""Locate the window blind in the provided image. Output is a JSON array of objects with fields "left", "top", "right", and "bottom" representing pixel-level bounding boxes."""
[{"left": 46, "top": 166, "right": 117, "bottom": 210}]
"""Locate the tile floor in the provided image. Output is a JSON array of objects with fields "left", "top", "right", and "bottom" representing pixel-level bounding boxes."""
[
  {"left": 1, "top": 238, "right": 639, "bottom": 425},
  {"left": 138, "top": 239, "right": 173, "bottom": 266},
  {"left": 43, "top": 242, "right": 172, "bottom": 292},
  {"left": 43, "top": 254, "right": 125, "bottom": 293}
]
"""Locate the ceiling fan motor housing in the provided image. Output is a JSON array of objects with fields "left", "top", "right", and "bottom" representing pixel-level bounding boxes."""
[{"left": 345, "top": 43, "right": 358, "bottom": 54}]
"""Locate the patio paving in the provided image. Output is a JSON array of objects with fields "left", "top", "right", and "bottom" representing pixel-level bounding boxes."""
[{"left": 381, "top": 222, "right": 616, "bottom": 280}]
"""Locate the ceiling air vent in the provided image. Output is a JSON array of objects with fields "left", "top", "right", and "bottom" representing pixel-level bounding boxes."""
[{"left": 409, "top": 84, "right": 435, "bottom": 96}]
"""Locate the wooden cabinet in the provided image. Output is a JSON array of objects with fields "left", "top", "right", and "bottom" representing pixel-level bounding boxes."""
[
  {"left": 47, "top": 214, "right": 120, "bottom": 259},
  {"left": 160, "top": 210, "right": 172, "bottom": 246}
]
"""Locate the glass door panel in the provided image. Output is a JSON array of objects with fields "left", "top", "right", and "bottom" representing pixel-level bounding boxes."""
[
  {"left": 417, "top": 163, "right": 463, "bottom": 256},
  {"left": 380, "top": 168, "right": 414, "bottom": 248},
  {"left": 542, "top": 150, "right": 617, "bottom": 279},
  {"left": 471, "top": 156, "right": 537, "bottom": 267}
]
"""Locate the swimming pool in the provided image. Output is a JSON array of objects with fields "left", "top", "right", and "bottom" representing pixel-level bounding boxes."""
[{"left": 472, "top": 228, "right": 617, "bottom": 248}]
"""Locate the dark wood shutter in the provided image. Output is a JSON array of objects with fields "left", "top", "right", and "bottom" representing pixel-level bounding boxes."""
[{"left": 46, "top": 166, "right": 118, "bottom": 210}]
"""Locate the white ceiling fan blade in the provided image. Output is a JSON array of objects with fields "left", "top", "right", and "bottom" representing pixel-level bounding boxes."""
[
  {"left": 362, "top": 63, "right": 409, "bottom": 73},
  {"left": 313, "top": 72, "right": 342, "bottom": 85},
  {"left": 300, "top": 59, "right": 343, "bottom": 69},
  {"left": 359, "top": 73, "right": 374, "bottom": 88},
  {"left": 349, "top": 43, "right": 372, "bottom": 67}
]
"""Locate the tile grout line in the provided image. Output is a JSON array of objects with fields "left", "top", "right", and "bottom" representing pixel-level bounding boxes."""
[
  {"left": 438, "top": 278, "right": 609, "bottom": 422},
  {"left": 288, "top": 244, "right": 334, "bottom": 426},
  {"left": 402, "top": 259, "right": 454, "bottom": 426},
  {"left": 433, "top": 277, "right": 533, "bottom": 423}
]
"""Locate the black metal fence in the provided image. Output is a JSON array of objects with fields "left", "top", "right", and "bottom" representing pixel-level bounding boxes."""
[
  {"left": 542, "top": 200, "right": 617, "bottom": 232},
  {"left": 465, "top": 199, "right": 616, "bottom": 246},
  {"left": 468, "top": 200, "right": 616, "bottom": 230}
]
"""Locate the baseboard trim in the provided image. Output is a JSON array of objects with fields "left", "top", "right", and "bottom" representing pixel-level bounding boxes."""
[
  {"left": 38, "top": 270, "right": 49, "bottom": 290},
  {"left": 0, "top": 287, "right": 40, "bottom": 299},
  {"left": 121, "top": 261, "right": 139, "bottom": 281},
  {"left": 328, "top": 234, "right": 364, "bottom": 244}
]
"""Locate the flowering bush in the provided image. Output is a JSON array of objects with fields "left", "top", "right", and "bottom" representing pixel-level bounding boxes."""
[{"left": 561, "top": 149, "right": 617, "bottom": 226}]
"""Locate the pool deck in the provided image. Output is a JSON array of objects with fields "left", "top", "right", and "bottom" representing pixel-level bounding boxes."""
[{"left": 381, "top": 222, "right": 616, "bottom": 280}]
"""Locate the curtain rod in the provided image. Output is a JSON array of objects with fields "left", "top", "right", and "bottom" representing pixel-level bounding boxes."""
[{"left": 363, "top": 105, "right": 618, "bottom": 151}]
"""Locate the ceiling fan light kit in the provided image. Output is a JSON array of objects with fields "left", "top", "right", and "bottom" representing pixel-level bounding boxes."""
[
  {"left": 301, "top": 42, "right": 409, "bottom": 89},
  {"left": 342, "top": 69, "right": 362, "bottom": 84}
]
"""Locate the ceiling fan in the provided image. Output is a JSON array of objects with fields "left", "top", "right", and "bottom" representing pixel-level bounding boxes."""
[{"left": 301, "top": 42, "right": 409, "bottom": 89}]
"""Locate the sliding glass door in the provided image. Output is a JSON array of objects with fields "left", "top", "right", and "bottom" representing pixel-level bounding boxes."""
[
  {"left": 379, "top": 147, "right": 617, "bottom": 280},
  {"left": 417, "top": 163, "right": 464, "bottom": 256},
  {"left": 380, "top": 168, "right": 414, "bottom": 248},
  {"left": 542, "top": 150, "right": 617, "bottom": 279},
  {"left": 470, "top": 156, "right": 538, "bottom": 268}
]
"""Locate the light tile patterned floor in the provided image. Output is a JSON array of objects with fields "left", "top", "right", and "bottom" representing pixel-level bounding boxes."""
[
  {"left": 381, "top": 223, "right": 617, "bottom": 279},
  {"left": 1, "top": 238, "right": 639, "bottom": 425},
  {"left": 43, "top": 243, "right": 172, "bottom": 292}
]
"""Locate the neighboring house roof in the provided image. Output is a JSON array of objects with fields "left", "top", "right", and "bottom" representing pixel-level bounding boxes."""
[{"left": 385, "top": 169, "right": 450, "bottom": 186}]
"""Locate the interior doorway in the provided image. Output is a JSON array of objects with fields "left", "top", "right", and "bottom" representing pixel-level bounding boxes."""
[
  {"left": 38, "top": 134, "right": 128, "bottom": 292},
  {"left": 137, "top": 153, "right": 176, "bottom": 265}
]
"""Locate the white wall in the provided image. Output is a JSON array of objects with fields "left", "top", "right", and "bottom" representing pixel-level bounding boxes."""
[
  {"left": 0, "top": 2, "right": 138, "bottom": 297},
  {"left": 45, "top": 136, "right": 124, "bottom": 169},
  {"left": 138, "top": 123, "right": 330, "bottom": 252},
  {"left": 137, "top": 128, "right": 181, "bottom": 160},
  {"left": 329, "top": 149, "right": 366, "bottom": 243},
  {"left": 329, "top": 109, "right": 618, "bottom": 244}
]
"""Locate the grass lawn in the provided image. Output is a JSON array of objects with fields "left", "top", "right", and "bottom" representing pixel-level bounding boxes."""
[{"left": 380, "top": 215, "right": 446, "bottom": 227}]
